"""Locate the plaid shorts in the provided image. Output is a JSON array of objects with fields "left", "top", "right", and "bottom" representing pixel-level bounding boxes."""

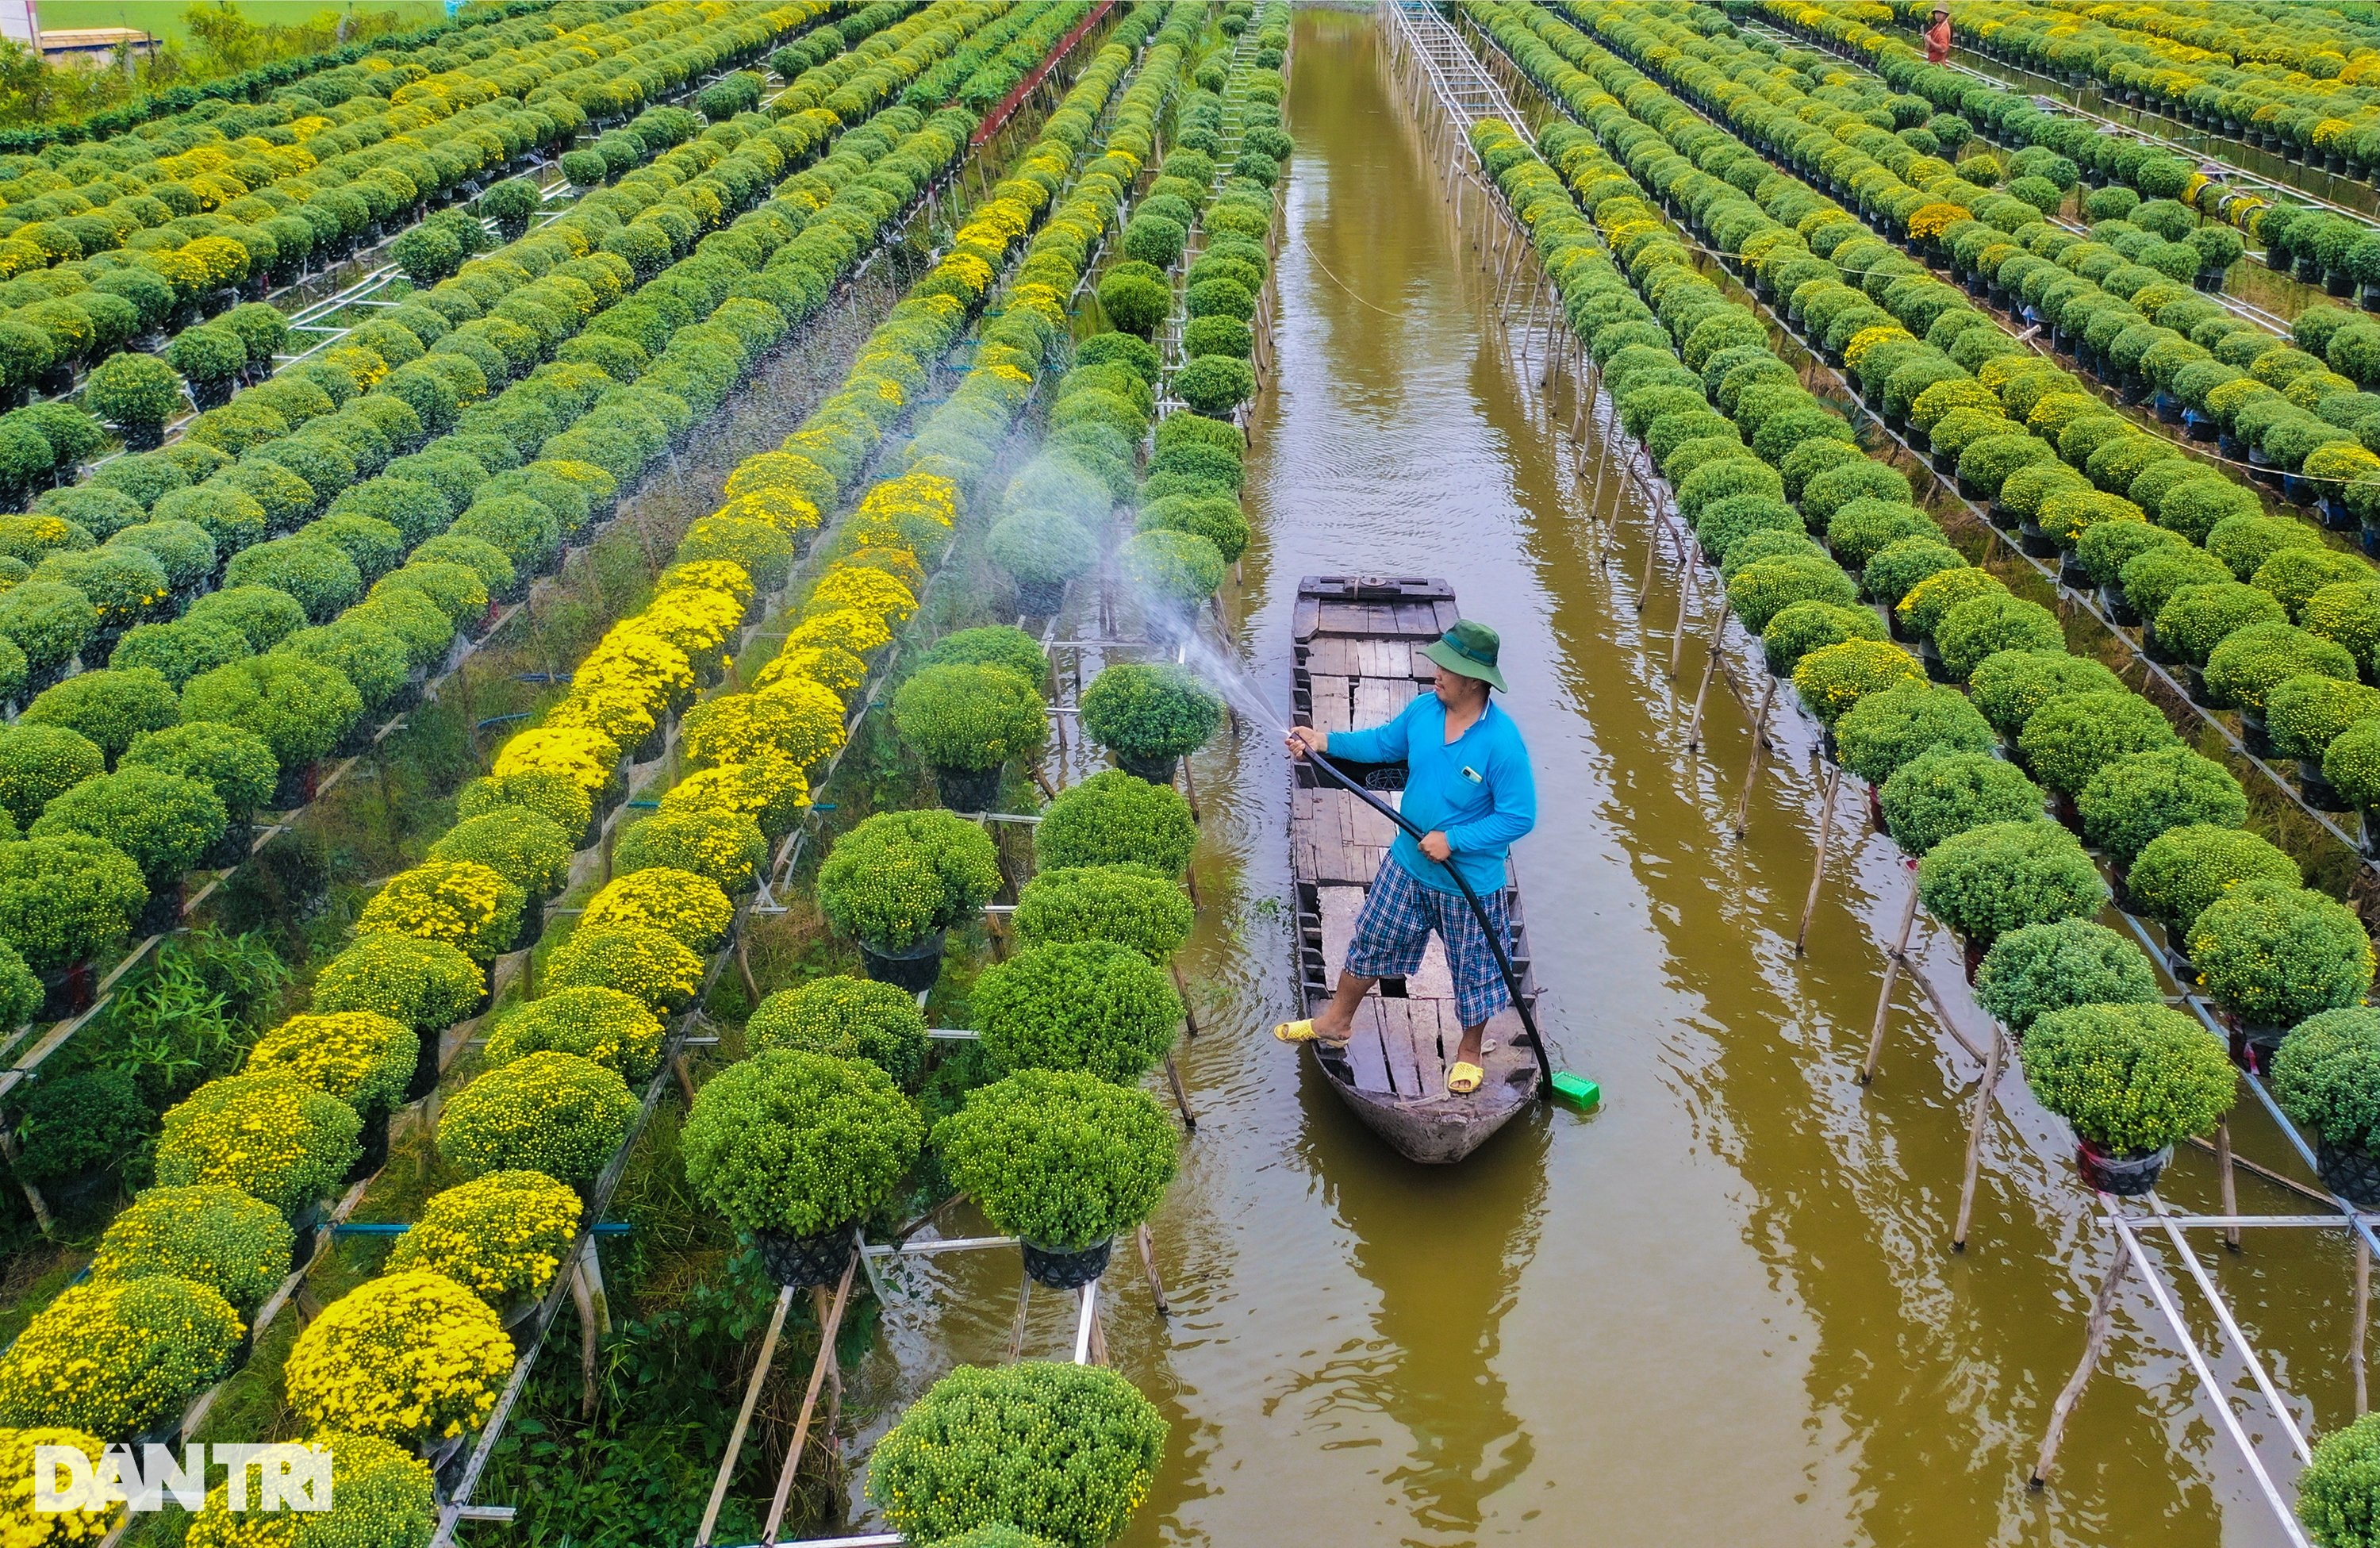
[{"left": 1344, "top": 855, "right": 1514, "bottom": 1028}]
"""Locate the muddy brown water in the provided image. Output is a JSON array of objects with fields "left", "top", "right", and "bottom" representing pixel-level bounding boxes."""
[{"left": 832, "top": 15, "right": 2370, "bottom": 1546}]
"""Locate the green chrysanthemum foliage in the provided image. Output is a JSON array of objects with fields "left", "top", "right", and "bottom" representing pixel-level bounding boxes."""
[
  {"left": 436, "top": 1051, "right": 636, "bottom": 1185},
  {"left": 973, "top": 939, "right": 1182, "bottom": 1085},
  {"left": 2017, "top": 689, "right": 2181, "bottom": 797},
  {"left": 866, "top": 1362, "right": 1167, "bottom": 1548},
  {"left": 1079, "top": 661, "right": 1223, "bottom": 765},
  {"left": 2125, "top": 820, "right": 2301, "bottom": 937},
  {"left": 484, "top": 986, "right": 665, "bottom": 1083},
  {"left": 0, "top": 834, "right": 144, "bottom": 973},
  {"left": 935, "top": 1069, "right": 1178, "bottom": 1250},
  {"left": 1975, "top": 918, "right": 2161, "bottom": 1034},
  {"left": 1877, "top": 747, "right": 2045, "bottom": 856},
  {"left": 2187, "top": 880, "right": 2376, "bottom": 1030},
  {"left": 2299, "top": 1412, "right": 2380, "bottom": 1548},
  {"left": 1760, "top": 600, "right": 1884, "bottom": 678},
  {"left": 311, "top": 931, "right": 482, "bottom": 1036},
  {"left": 892, "top": 663, "right": 1047, "bottom": 774},
  {"left": 1965, "top": 650, "right": 2125, "bottom": 737},
  {"left": 1916, "top": 819, "right": 2108, "bottom": 944},
  {"left": 1834, "top": 682, "right": 1996, "bottom": 786},
  {"left": 90, "top": 1183, "right": 294, "bottom": 1314},
  {"left": 1035, "top": 769, "right": 1199, "bottom": 876},
  {"left": 1862, "top": 536, "right": 1965, "bottom": 606},
  {"left": 2021, "top": 1001, "right": 2236, "bottom": 1156},
  {"left": 681, "top": 1048, "right": 923, "bottom": 1238},
  {"left": 1933, "top": 593, "right": 2067, "bottom": 682},
  {"left": 2274, "top": 1008, "right": 2380, "bottom": 1154},
  {"left": 923, "top": 625, "right": 1050, "bottom": 687},
  {"left": 747, "top": 977, "right": 930, "bottom": 1089},
  {"left": 1012, "top": 863, "right": 1192, "bottom": 964},
  {"left": 817, "top": 809, "right": 1003, "bottom": 951},
  {"left": 2074, "top": 744, "right": 2248, "bottom": 870}
]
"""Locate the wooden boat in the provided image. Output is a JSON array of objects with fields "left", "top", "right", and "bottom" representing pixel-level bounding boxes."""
[{"left": 1289, "top": 574, "right": 1542, "bottom": 1164}]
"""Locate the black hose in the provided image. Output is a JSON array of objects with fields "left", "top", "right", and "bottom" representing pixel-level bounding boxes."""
[{"left": 1305, "top": 751, "right": 1555, "bottom": 1101}]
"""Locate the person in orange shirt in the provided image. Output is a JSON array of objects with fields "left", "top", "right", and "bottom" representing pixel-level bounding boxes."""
[{"left": 1925, "top": 6, "right": 1953, "bottom": 63}]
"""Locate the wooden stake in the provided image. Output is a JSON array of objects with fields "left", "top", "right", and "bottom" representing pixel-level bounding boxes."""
[
  {"left": 1666, "top": 561, "right": 1702, "bottom": 679},
  {"left": 1164, "top": 1050, "right": 1197, "bottom": 1132},
  {"left": 1683, "top": 608, "right": 1729, "bottom": 751},
  {"left": 735, "top": 935, "right": 761, "bottom": 1012},
  {"left": 2215, "top": 1117, "right": 2241, "bottom": 1253},
  {"left": 571, "top": 1255, "right": 601, "bottom": 1419},
  {"left": 1794, "top": 763, "right": 1843, "bottom": 956},
  {"left": 1952, "top": 1028, "right": 2005, "bottom": 1250},
  {"left": 1136, "top": 1222, "right": 1169, "bottom": 1318},
  {"left": 694, "top": 1285, "right": 796, "bottom": 1546},
  {"left": 1730, "top": 675, "right": 1779, "bottom": 836},
  {"left": 758, "top": 1256, "right": 858, "bottom": 1546},
  {"left": 1007, "top": 1270, "right": 1031, "bottom": 1362},
  {"left": 1634, "top": 507, "right": 1660, "bottom": 613},
  {"left": 1860, "top": 870, "right": 1923, "bottom": 1082},
  {"left": 2030, "top": 1246, "right": 2130, "bottom": 1488},
  {"left": 2359, "top": 1235, "right": 2373, "bottom": 1418},
  {"left": 1169, "top": 960, "right": 1200, "bottom": 1039}
]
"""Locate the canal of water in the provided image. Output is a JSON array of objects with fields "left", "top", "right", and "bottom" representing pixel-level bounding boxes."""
[{"left": 1100, "top": 12, "right": 2369, "bottom": 1546}]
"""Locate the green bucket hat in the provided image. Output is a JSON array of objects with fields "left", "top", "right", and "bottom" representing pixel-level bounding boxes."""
[{"left": 1421, "top": 618, "right": 1507, "bottom": 693}]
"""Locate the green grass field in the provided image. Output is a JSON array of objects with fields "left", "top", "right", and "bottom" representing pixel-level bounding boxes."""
[{"left": 36, "top": 0, "right": 447, "bottom": 44}]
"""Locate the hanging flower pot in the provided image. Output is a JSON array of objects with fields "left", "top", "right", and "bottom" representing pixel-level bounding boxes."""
[
  {"left": 754, "top": 1226, "right": 858, "bottom": 1289},
  {"left": 860, "top": 929, "right": 947, "bottom": 993},
  {"left": 931, "top": 763, "right": 1004, "bottom": 813},
  {"left": 2075, "top": 1138, "right": 2171, "bottom": 1196},
  {"left": 1022, "top": 1236, "right": 1114, "bottom": 1290},
  {"left": 2318, "top": 1139, "right": 2380, "bottom": 1208}
]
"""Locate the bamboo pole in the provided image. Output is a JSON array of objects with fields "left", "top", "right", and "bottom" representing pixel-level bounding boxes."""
[
  {"left": 1683, "top": 606, "right": 1729, "bottom": 751},
  {"left": 758, "top": 1255, "right": 859, "bottom": 1546},
  {"left": 1665, "top": 563, "right": 1702, "bottom": 679},
  {"left": 693, "top": 1285, "right": 797, "bottom": 1546},
  {"left": 1793, "top": 763, "right": 1843, "bottom": 955},
  {"left": 1729, "top": 675, "right": 1779, "bottom": 837},
  {"left": 2029, "top": 1246, "right": 2130, "bottom": 1488},
  {"left": 2347, "top": 1235, "right": 2378, "bottom": 1420},
  {"left": 2215, "top": 1118, "right": 2241, "bottom": 1252},
  {"left": 1860, "top": 871, "right": 1923, "bottom": 1084},
  {"left": 1007, "top": 1270, "right": 1031, "bottom": 1362},
  {"left": 1165, "top": 1050, "right": 1197, "bottom": 1132},
  {"left": 1136, "top": 1223, "right": 1170, "bottom": 1318},
  {"left": 1952, "top": 1028, "right": 2005, "bottom": 1250}
]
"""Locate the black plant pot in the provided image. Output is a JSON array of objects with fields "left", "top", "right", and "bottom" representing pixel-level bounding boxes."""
[
  {"left": 754, "top": 1226, "right": 857, "bottom": 1289},
  {"left": 2076, "top": 1139, "right": 2171, "bottom": 1197},
  {"left": 859, "top": 930, "right": 946, "bottom": 993},
  {"left": 1015, "top": 576, "right": 1066, "bottom": 617},
  {"left": 123, "top": 420, "right": 164, "bottom": 452},
  {"left": 405, "top": 1024, "right": 443, "bottom": 1102},
  {"left": 272, "top": 761, "right": 319, "bottom": 812},
  {"left": 136, "top": 885, "right": 182, "bottom": 938},
  {"left": 1022, "top": 1236, "right": 1114, "bottom": 1290},
  {"left": 2230, "top": 1021, "right": 2289, "bottom": 1075},
  {"left": 2319, "top": 1140, "right": 2380, "bottom": 1208},
  {"left": 512, "top": 893, "right": 549, "bottom": 953},
  {"left": 37, "top": 962, "right": 94, "bottom": 1020},
  {"left": 1116, "top": 751, "right": 1179, "bottom": 784},
  {"left": 2242, "top": 708, "right": 2273, "bottom": 758},
  {"left": 2017, "top": 519, "right": 2058, "bottom": 559},
  {"left": 631, "top": 725, "right": 666, "bottom": 765},
  {"left": 346, "top": 1106, "right": 392, "bottom": 1185},
  {"left": 931, "top": 763, "right": 1003, "bottom": 813},
  {"left": 2301, "top": 760, "right": 2351, "bottom": 812},
  {"left": 2322, "top": 496, "right": 2359, "bottom": 532},
  {"left": 2101, "top": 585, "right": 2140, "bottom": 628},
  {"left": 2181, "top": 665, "right": 2217, "bottom": 707}
]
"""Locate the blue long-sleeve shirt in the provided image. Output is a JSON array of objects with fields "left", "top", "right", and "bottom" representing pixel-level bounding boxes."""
[{"left": 1327, "top": 692, "right": 1536, "bottom": 895}]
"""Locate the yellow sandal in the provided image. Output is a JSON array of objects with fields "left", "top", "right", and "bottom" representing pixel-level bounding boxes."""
[
  {"left": 1274, "top": 1018, "right": 1347, "bottom": 1045},
  {"left": 1446, "top": 1062, "right": 1484, "bottom": 1095}
]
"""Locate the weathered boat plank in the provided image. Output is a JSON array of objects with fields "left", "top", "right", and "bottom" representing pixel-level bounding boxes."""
[{"left": 1376, "top": 1000, "right": 1422, "bottom": 1095}]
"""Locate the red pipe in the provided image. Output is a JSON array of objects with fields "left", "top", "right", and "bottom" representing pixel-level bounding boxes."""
[{"left": 969, "top": 0, "right": 1118, "bottom": 149}]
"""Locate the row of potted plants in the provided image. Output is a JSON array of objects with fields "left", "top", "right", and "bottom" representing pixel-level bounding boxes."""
[
  {"left": 1466, "top": 6, "right": 2375, "bottom": 1211},
  {"left": 1744, "top": 0, "right": 2294, "bottom": 242},
  {"left": 0, "top": 0, "right": 823, "bottom": 401},
  {"left": 0, "top": 16, "right": 1019, "bottom": 1043},
  {"left": 996, "top": 50, "right": 1283, "bottom": 628},
  {"left": 654, "top": 13, "right": 1217, "bottom": 1542},
  {"left": 0, "top": 18, "right": 1177, "bottom": 1548},
  {"left": 1850, "top": 0, "right": 2380, "bottom": 175},
  {"left": 1513, "top": 0, "right": 2380, "bottom": 833}
]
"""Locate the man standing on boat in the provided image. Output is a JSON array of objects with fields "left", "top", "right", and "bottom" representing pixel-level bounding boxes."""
[{"left": 1275, "top": 619, "right": 1536, "bottom": 1097}]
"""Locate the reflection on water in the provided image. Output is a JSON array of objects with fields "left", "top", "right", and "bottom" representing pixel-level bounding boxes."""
[{"left": 1080, "top": 12, "right": 2374, "bottom": 1548}]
